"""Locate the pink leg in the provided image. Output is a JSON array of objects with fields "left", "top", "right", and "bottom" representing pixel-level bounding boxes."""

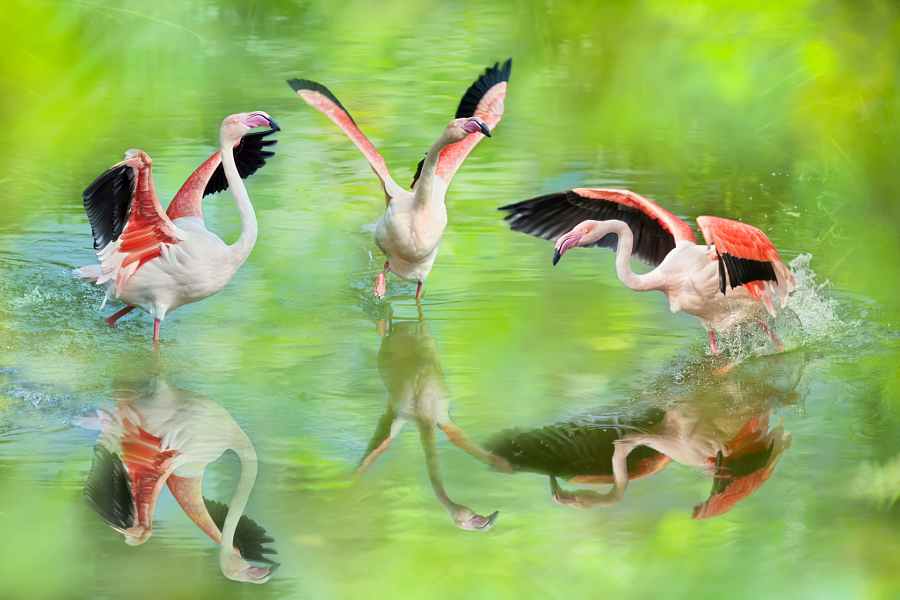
[
  {"left": 374, "top": 261, "right": 389, "bottom": 298},
  {"left": 153, "top": 319, "right": 161, "bottom": 342},
  {"left": 708, "top": 331, "right": 718, "bottom": 355},
  {"left": 105, "top": 306, "right": 136, "bottom": 328},
  {"left": 756, "top": 318, "right": 784, "bottom": 352},
  {"left": 415, "top": 281, "right": 423, "bottom": 301}
]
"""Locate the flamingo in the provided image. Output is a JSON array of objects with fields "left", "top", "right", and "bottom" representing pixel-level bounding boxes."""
[
  {"left": 76, "top": 112, "right": 280, "bottom": 342},
  {"left": 488, "top": 354, "right": 801, "bottom": 517},
  {"left": 288, "top": 59, "right": 511, "bottom": 301},
  {"left": 500, "top": 189, "right": 796, "bottom": 353},
  {"left": 356, "top": 317, "right": 510, "bottom": 530},
  {"left": 81, "top": 379, "right": 278, "bottom": 583}
]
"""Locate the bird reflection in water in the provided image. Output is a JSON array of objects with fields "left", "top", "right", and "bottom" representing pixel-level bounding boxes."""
[
  {"left": 357, "top": 316, "right": 511, "bottom": 530},
  {"left": 80, "top": 378, "right": 278, "bottom": 583},
  {"left": 487, "top": 354, "right": 804, "bottom": 518}
]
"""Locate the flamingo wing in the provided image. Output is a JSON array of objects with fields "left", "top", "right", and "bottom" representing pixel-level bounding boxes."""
[
  {"left": 499, "top": 188, "right": 696, "bottom": 267},
  {"left": 83, "top": 151, "right": 183, "bottom": 296},
  {"left": 204, "top": 498, "right": 280, "bottom": 566},
  {"left": 83, "top": 445, "right": 136, "bottom": 533},
  {"left": 288, "top": 78, "right": 401, "bottom": 201},
  {"left": 166, "top": 128, "right": 278, "bottom": 221},
  {"left": 411, "top": 59, "right": 512, "bottom": 189},
  {"left": 691, "top": 421, "right": 791, "bottom": 520},
  {"left": 696, "top": 215, "right": 795, "bottom": 315}
]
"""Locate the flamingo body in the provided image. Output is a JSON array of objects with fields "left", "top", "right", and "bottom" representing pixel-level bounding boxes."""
[
  {"left": 77, "top": 114, "right": 279, "bottom": 341},
  {"left": 500, "top": 188, "right": 796, "bottom": 351},
  {"left": 289, "top": 59, "right": 511, "bottom": 299},
  {"left": 81, "top": 379, "right": 277, "bottom": 583}
]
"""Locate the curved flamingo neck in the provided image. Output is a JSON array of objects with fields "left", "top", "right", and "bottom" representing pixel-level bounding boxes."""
[
  {"left": 605, "top": 221, "right": 657, "bottom": 292},
  {"left": 220, "top": 132, "right": 258, "bottom": 266},
  {"left": 412, "top": 131, "right": 451, "bottom": 207},
  {"left": 218, "top": 433, "right": 258, "bottom": 566},
  {"left": 417, "top": 422, "right": 466, "bottom": 519}
]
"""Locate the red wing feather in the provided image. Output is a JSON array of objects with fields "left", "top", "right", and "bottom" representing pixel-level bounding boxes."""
[
  {"left": 166, "top": 152, "right": 221, "bottom": 221},
  {"left": 696, "top": 215, "right": 795, "bottom": 315},
  {"left": 117, "top": 153, "right": 180, "bottom": 271}
]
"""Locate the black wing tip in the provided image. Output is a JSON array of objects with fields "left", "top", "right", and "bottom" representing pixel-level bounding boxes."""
[
  {"left": 455, "top": 58, "right": 513, "bottom": 119},
  {"left": 287, "top": 77, "right": 355, "bottom": 124},
  {"left": 410, "top": 155, "right": 426, "bottom": 188}
]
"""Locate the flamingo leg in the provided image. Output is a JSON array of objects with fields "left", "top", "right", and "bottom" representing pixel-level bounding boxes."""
[
  {"left": 105, "top": 306, "right": 136, "bottom": 328},
  {"left": 375, "top": 261, "right": 389, "bottom": 298},
  {"left": 153, "top": 319, "right": 161, "bottom": 342},
  {"left": 708, "top": 331, "right": 718, "bottom": 355},
  {"left": 755, "top": 318, "right": 784, "bottom": 352},
  {"left": 415, "top": 281, "right": 423, "bottom": 301},
  {"left": 437, "top": 420, "right": 512, "bottom": 473}
]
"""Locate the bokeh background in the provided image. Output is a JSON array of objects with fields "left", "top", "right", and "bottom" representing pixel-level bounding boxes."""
[{"left": 1, "top": 0, "right": 899, "bottom": 598}]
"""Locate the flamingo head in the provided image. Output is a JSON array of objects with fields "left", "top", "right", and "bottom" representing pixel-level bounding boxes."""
[
  {"left": 553, "top": 220, "right": 609, "bottom": 265},
  {"left": 445, "top": 116, "right": 491, "bottom": 143},
  {"left": 451, "top": 506, "right": 500, "bottom": 531},
  {"left": 220, "top": 111, "right": 281, "bottom": 143},
  {"left": 220, "top": 548, "right": 275, "bottom": 584}
]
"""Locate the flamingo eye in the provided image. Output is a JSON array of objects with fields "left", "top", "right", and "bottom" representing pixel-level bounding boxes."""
[
  {"left": 232, "top": 118, "right": 238, "bottom": 124},
  {"left": 451, "top": 122, "right": 458, "bottom": 128},
  {"left": 583, "top": 228, "right": 589, "bottom": 233}
]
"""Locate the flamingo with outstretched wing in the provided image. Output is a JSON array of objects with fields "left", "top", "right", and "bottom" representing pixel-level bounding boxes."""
[
  {"left": 500, "top": 189, "right": 796, "bottom": 353},
  {"left": 288, "top": 59, "right": 511, "bottom": 300},
  {"left": 76, "top": 112, "right": 279, "bottom": 341}
]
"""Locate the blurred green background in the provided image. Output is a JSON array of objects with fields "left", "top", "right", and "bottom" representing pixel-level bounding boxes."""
[{"left": 1, "top": 0, "right": 899, "bottom": 598}]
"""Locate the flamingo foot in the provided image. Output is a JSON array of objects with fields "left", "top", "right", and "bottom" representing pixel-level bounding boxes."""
[
  {"left": 105, "top": 306, "right": 136, "bottom": 328},
  {"left": 153, "top": 319, "right": 161, "bottom": 342},
  {"left": 415, "top": 281, "right": 423, "bottom": 301},
  {"left": 708, "top": 331, "right": 719, "bottom": 355}
]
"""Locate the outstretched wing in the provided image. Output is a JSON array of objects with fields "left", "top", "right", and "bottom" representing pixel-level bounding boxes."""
[
  {"left": 411, "top": 58, "right": 512, "bottom": 190},
  {"left": 166, "top": 129, "right": 279, "bottom": 221},
  {"left": 288, "top": 78, "right": 401, "bottom": 202},
  {"left": 696, "top": 215, "right": 795, "bottom": 315},
  {"left": 82, "top": 151, "right": 182, "bottom": 296},
  {"left": 499, "top": 188, "right": 697, "bottom": 267}
]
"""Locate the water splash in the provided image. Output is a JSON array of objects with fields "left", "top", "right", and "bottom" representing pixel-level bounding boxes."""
[{"left": 717, "top": 254, "right": 848, "bottom": 357}]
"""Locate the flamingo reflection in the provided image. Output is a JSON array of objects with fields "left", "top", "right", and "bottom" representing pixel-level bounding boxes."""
[
  {"left": 357, "top": 317, "right": 510, "bottom": 530},
  {"left": 487, "top": 354, "right": 803, "bottom": 518},
  {"left": 80, "top": 379, "right": 277, "bottom": 583}
]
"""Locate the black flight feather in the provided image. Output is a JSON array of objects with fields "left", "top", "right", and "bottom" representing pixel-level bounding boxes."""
[
  {"left": 82, "top": 162, "right": 135, "bottom": 250},
  {"left": 485, "top": 411, "right": 666, "bottom": 480},
  {"left": 203, "top": 497, "right": 279, "bottom": 566},
  {"left": 499, "top": 190, "right": 677, "bottom": 267},
  {"left": 203, "top": 129, "right": 279, "bottom": 197},
  {"left": 455, "top": 58, "right": 512, "bottom": 119},
  {"left": 83, "top": 445, "right": 135, "bottom": 531},
  {"left": 718, "top": 252, "right": 778, "bottom": 293},
  {"left": 709, "top": 440, "right": 775, "bottom": 496},
  {"left": 286, "top": 78, "right": 356, "bottom": 125}
]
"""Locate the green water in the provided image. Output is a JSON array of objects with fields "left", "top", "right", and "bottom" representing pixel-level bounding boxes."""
[{"left": 2, "top": 0, "right": 900, "bottom": 598}]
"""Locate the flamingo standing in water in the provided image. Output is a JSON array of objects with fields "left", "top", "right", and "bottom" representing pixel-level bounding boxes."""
[
  {"left": 288, "top": 59, "right": 511, "bottom": 300},
  {"left": 356, "top": 318, "right": 509, "bottom": 530},
  {"left": 81, "top": 379, "right": 277, "bottom": 583},
  {"left": 76, "top": 112, "right": 279, "bottom": 341},
  {"left": 500, "top": 189, "right": 796, "bottom": 353}
]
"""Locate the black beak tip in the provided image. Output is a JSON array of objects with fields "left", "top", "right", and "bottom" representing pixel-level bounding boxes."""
[
  {"left": 486, "top": 511, "right": 500, "bottom": 527},
  {"left": 479, "top": 122, "right": 492, "bottom": 137},
  {"left": 552, "top": 249, "right": 562, "bottom": 266},
  {"left": 267, "top": 117, "right": 281, "bottom": 132}
]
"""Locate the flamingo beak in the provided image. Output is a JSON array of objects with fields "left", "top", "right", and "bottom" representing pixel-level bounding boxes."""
[
  {"left": 478, "top": 121, "right": 492, "bottom": 137},
  {"left": 265, "top": 116, "right": 281, "bottom": 131},
  {"left": 462, "top": 119, "right": 491, "bottom": 137},
  {"left": 553, "top": 231, "right": 583, "bottom": 266}
]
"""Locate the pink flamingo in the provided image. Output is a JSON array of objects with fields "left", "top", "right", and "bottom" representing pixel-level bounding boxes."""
[
  {"left": 81, "top": 379, "right": 277, "bottom": 583},
  {"left": 288, "top": 59, "right": 511, "bottom": 300},
  {"left": 500, "top": 189, "right": 796, "bottom": 353},
  {"left": 76, "top": 112, "right": 279, "bottom": 341}
]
